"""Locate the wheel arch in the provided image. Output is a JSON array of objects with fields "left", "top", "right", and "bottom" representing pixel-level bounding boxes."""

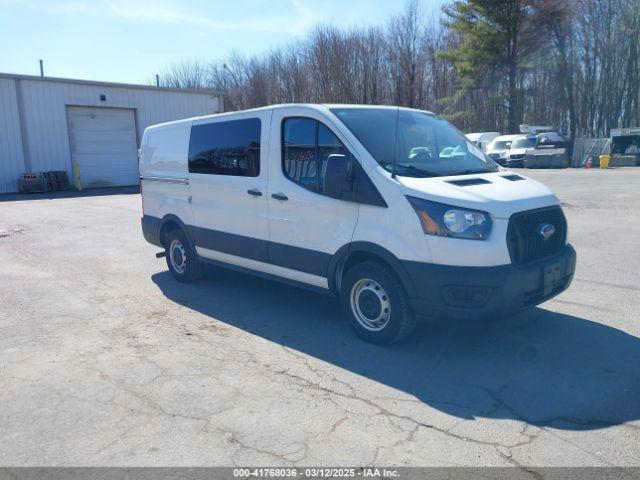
[
  {"left": 158, "top": 214, "right": 196, "bottom": 251},
  {"left": 328, "top": 242, "right": 417, "bottom": 298}
]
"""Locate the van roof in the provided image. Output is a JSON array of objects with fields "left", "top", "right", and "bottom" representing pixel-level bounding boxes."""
[
  {"left": 144, "top": 103, "right": 436, "bottom": 132},
  {"left": 467, "top": 131, "right": 501, "bottom": 140}
]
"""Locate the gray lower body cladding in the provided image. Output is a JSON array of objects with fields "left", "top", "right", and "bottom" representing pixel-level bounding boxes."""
[{"left": 141, "top": 215, "right": 576, "bottom": 320}]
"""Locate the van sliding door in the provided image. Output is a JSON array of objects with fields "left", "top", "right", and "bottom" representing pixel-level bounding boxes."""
[{"left": 188, "top": 110, "right": 274, "bottom": 272}]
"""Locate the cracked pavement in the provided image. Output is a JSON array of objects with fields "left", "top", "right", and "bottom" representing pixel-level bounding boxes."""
[{"left": 0, "top": 168, "right": 639, "bottom": 466}]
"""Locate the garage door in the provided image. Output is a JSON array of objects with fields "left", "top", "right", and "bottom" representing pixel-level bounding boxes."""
[{"left": 67, "top": 106, "right": 138, "bottom": 188}]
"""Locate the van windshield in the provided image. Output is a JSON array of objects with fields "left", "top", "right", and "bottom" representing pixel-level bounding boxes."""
[
  {"left": 490, "top": 140, "right": 511, "bottom": 150},
  {"left": 512, "top": 137, "right": 538, "bottom": 149},
  {"left": 330, "top": 107, "right": 498, "bottom": 177}
]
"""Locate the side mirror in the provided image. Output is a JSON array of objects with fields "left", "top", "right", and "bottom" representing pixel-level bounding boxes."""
[{"left": 322, "top": 154, "right": 353, "bottom": 199}]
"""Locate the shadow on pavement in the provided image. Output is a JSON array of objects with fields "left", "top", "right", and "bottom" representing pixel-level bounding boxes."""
[
  {"left": 0, "top": 186, "right": 139, "bottom": 202},
  {"left": 152, "top": 266, "right": 640, "bottom": 431}
]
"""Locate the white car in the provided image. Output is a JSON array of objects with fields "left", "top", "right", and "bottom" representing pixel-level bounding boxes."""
[
  {"left": 485, "top": 134, "right": 521, "bottom": 165},
  {"left": 505, "top": 134, "right": 539, "bottom": 167},
  {"left": 140, "top": 104, "right": 576, "bottom": 344}
]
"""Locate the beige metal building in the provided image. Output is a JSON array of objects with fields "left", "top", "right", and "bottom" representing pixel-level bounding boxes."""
[{"left": 0, "top": 73, "right": 222, "bottom": 193}]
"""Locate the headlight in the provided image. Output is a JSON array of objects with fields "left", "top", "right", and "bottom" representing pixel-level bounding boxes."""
[{"left": 406, "top": 196, "right": 492, "bottom": 240}]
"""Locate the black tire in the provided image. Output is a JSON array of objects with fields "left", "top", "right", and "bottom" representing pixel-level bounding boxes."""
[
  {"left": 164, "top": 228, "right": 205, "bottom": 282},
  {"left": 340, "top": 261, "right": 416, "bottom": 345}
]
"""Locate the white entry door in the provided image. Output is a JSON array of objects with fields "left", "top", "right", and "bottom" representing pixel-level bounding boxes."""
[
  {"left": 266, "top": 107, "right": 360, "bottom": 289},
  {"left": 67, "top": 106, "right": 138, "bottom": 187}
]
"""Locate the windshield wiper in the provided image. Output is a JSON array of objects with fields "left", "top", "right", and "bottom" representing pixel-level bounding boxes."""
[
  {"left": 402, "top": 165, "right": 442, "bottom": 177},
  {"left": 383, "top": 163, "right": 441, "bottom": 178}
]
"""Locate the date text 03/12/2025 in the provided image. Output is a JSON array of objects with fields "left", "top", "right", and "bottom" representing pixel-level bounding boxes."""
[{"left": 232, "top": 468, "right": 400, "bottom": 478}]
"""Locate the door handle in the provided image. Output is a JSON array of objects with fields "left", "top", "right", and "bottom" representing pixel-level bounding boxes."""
[
  {"left": 271, "top": 192, "right": 288, "bottom": 201},
  {"left": 247, "top": 188, "right": 262, "bottom": 197}
]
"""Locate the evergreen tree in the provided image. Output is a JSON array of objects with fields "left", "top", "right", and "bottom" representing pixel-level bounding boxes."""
[{"left": 442, "top": 0, "right": 565, "bottom": 133}]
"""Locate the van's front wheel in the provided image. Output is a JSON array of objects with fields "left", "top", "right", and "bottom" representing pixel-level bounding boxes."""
[
  {"left": 341, "top": 261, "right": 415, "bottom": 345},
  {"left": 165, "top": 229, "right": 204, "bottom": 282}
]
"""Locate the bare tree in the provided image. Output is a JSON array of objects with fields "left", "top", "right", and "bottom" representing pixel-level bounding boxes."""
[
  {"left": 153, "top": 0, "right": 639, "bottom": 137},
  {"left": 386, "top": 0, "right": 429, "bottom": 108},
  {"left": 155, "top": 60, "right": 210, "bottom": 89}
]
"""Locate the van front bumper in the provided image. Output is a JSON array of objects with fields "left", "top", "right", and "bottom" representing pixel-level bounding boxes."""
[{"left": 405, "top": 244, "right": 576, "bottom": 320}]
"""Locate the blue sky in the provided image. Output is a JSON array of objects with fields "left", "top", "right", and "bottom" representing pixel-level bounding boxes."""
[{"left": 0, "top": 0, "right": 445, "bottom": 85}]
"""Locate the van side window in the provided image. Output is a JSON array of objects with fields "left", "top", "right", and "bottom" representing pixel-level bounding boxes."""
[
  {"left": 189, "top": 118, "right": 261, "bottom": 177},
  {"left": 282, "top": 118, "right": 351, "bottom": 194},
  {"left": 282, "top": 118, "right": 317, "bottom": 191}
]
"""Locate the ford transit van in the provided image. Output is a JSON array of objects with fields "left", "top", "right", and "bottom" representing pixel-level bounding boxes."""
[{"left": 140, "top": 105, "right": 576, "bottom": 344}]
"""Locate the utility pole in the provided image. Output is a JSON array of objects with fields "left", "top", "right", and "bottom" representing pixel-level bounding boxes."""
[
  {"left": 39, "top": 59, "right": 44, "bottom": 77},
  {"left": 155, "top": 74, "right": 160, "bottom": 87}
]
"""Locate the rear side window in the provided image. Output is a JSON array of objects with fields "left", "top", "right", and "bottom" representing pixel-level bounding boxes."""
[
  {"left": 282, "top": 117, "right": 351, "bottom": 193},
  {"left": 189, "top": 118, "right": 261, "bottom": 176}
]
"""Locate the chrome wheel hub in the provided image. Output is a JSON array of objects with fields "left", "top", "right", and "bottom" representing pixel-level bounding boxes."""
[{"left": 350, "top": 278, "right": 391, "bottom": 331}]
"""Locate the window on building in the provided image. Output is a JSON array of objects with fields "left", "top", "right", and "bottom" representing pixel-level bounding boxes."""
[
  {"left": 189, "top": 118, "right": 261, "bottom": 176},
  {"left": 282, "top": 117, "right": 351, "bottom": 194}
]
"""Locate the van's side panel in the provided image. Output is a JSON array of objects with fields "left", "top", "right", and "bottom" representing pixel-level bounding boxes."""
[
  {"left": 352, "top": 202, "right": 433, "bottom": 264},
  {"left": 140, "top": 122, "right": 193, "bottom": 245},
  {"left": 189, "top": 109, "right": 274, "bottom": 270}
]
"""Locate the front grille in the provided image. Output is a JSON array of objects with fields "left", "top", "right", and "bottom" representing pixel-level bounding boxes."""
[
  {"left": 489, "top": 153, "right": 501, "bottom": 159},
  {"left": 509, "top": 154, "right": 524, "bottom": 160},
  {"left": 507, "top": 206, "right": 567, "bottom": 265}
]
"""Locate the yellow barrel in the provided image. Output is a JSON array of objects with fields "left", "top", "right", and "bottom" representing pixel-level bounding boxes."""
[{"left": 599, "top": 154, "right": 610, "bottom": 168}]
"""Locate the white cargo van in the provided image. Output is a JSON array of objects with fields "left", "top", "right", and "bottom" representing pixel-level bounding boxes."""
[
  {"left": 485, "top": 134, "right": 521, "bottom": 165},
  {"left": 140, "top": 105, "right": 575, "bottom": 344}
]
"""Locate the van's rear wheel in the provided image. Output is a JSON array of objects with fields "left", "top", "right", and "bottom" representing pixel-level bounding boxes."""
[
  {"left": 341, "top": 261, "right": 415, "bottom": 345},
  {"left": 165, "top": 229, "right": 204, "bottom": 282}
]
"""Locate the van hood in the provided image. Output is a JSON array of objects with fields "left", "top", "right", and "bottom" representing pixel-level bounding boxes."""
[
  {"left": 397, "top": 171, "right": 559, "bottom": 219},
  {"left": 508, "top": 148, "right": 529, "bottom": 156}
]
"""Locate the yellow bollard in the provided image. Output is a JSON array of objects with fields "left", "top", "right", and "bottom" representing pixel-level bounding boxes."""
[
  {"left": 73, "top": 162, "right": 83, "bottom": 190},
  {"left": 599, "top": 154, "right": 610, "bottom": 169}
]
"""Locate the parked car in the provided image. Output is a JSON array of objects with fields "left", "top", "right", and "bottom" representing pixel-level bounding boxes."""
[
  {"left": 466, "top": 132, "right": 501, "bottom": 151},
  {"left": 485, "top": 134, "right": 521, "bottom": 165},
  {"left": 140, "top": 104, "right": 576, "bottom": 345},
  {"left": 505, "top": 134, "right": 538, "bottom": 167},
  {"left": 507, "top": 132, "right": 571, "bottom": 168}
]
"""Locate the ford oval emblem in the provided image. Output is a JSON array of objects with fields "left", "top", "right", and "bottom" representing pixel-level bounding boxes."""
[{"left": 539, "top": 223, "right": 556, "bottom": 240}]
